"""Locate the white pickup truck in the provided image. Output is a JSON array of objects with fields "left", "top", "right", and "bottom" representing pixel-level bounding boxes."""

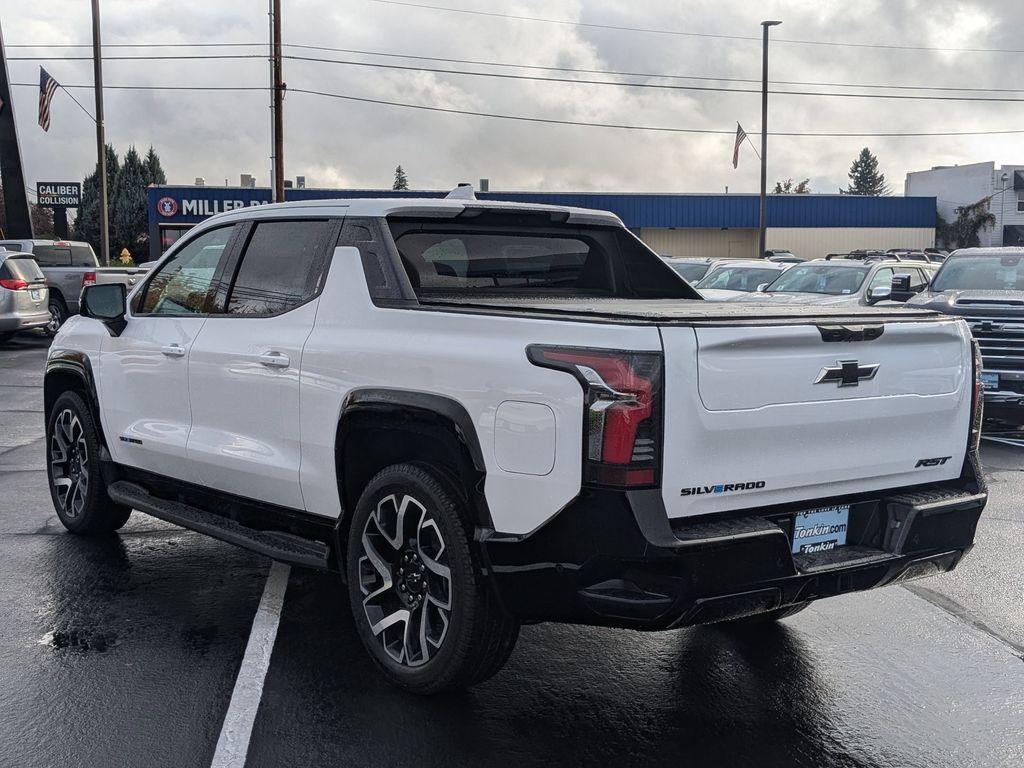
[{"left": 43, "top": 194, "right": 987, "bottom": 693}]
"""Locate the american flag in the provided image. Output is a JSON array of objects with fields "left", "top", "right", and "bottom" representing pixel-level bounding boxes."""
[
  {"left": 38, "top": 67, "right": 60, "bottom": 132},
  {"left": 732, "top": 123, "right": 747, "bottom": 169}
]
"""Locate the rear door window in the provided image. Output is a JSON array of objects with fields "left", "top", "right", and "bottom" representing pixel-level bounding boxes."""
[{"left": 225, "top": 220, "right": 333, "bottom": 315}]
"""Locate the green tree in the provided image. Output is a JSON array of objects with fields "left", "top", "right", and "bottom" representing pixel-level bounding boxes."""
[
  {"left": 112, "top": 146, "right": 148, "bottom": 258},
  {"left": 392, "top": 165, "right": 409, "bottom": 191},
  {"left": 936, "top": 198, "right": 996, "bottom": 249},
  {"left": 844, "top": 147, "right": 889, "bottom": 196},
  {"left": 74, "top": 144, "right": 120, "bottom": 260},
  {"left": 142, "top": 145, "right": 167, "bottom": 186},
  {"left": 772, "top": 178, "right": 811, "bottom": 194}
]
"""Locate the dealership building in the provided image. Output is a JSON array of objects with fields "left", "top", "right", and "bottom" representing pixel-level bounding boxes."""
[
  {"left": 147, "top": 185, "right": 937, "bottom": 262},
  {"left": 905, "top": 161, "right": 1024, "bottom": 248}
]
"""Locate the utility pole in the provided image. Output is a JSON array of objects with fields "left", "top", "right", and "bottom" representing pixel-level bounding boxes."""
[
  {"left": 91, "top": 0, "right": 109, "bottom": 264},
  {"left": 270, "top": 0, "right": 284, "bottom": 202},
  {"left": 758, "top": 20, "right": 781, "bottom": 260}
]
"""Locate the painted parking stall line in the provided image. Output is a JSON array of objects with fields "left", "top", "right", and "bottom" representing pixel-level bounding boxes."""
[{"left": 211, "top": 561, "right": 291, "bottom": 768}]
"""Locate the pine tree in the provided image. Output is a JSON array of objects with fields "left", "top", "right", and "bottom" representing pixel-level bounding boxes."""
[
  {"left": 142, "top": 145, "right": 167, "bottom": 186},
  {"left": 73, "top": 144, "right": 120, "bottom": 260},
  {"left": 112, "top": 146, "right": 148, "bottom": 259},
  {"left": 845, "top": 148, "right": 889, "bottom": 196},
  {"left": 392, "top": 165, "right": 409, "bottom": 191}
]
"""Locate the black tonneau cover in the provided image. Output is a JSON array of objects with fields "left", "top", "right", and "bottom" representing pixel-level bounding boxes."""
[{"left": 416, "top": 295, "right": 946, "bottom": 327}]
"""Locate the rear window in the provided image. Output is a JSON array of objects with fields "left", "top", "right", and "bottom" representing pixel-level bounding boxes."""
[
  {"left": 27, "top": 244, "right": 71, "bottom": 267},
  {"left": 70, "top": 244, "right": 97, "bottom": 266},
  {"left": 390, "top": 218, "right": 693, "bottom": 300},
  {"left": 0, "top": 256, "right": 44, "bottom": 281}
]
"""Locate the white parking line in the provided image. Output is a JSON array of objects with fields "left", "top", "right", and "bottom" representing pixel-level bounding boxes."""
[{"left": 210, "top": 560, "right": 291, "bottom": 768}]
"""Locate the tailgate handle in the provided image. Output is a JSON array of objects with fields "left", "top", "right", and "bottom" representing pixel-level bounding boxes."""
[{"left": 818, "top": 325, "right": 884, "bottom": 343}]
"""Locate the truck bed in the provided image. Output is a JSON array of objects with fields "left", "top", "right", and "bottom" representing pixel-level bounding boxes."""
[{"left": 418, "top": 295, "right": 943, "bottom": 326}]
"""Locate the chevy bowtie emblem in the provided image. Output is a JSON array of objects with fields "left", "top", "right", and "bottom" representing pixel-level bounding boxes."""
[{"left": 814, "top": 360, "right": 880, "bottom": 387}]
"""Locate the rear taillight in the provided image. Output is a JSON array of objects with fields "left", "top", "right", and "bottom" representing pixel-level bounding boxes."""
[
  {"left": 0, "top": 278, "right": 30, "bottom": 290},
  {"left": 528, "top": 345, "right": 662, "bottom": 488},
  {"left": 969, "top": 338, "right": 983, "bottom": 451},
  {"left": 82, "top": 271, "right": 97, "bottom": 287}
]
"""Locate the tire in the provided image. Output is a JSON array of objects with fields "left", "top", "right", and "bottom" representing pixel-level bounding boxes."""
[
  {"left": 719, "top": 602, "right": 809, "bottom": 628},
  {"left": 0, "top": 331, "right": 15, "bottom": 345},
  {"left": 44, "top": 297, "right": 68, "bottom": 337},
  {"left": 46, "top": 391, "right": 131, "bottom": 534},
  {"left": 347, "top": 463, "right": 519, "bottom": 694}
]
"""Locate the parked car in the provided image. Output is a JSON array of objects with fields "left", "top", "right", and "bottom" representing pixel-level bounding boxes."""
[
  {"left": 45, "top": 194, "right": 986, "bottom": 694},
  {"left": 736, "top": 259, "right": 937, "bottom": 307},
  {"left": 763, "top": 249, "right": 805, "bottom": 262},
  {"left": 660, "top": 256, "right": 719, "bottom": 282},
  {"left": 0, "top": 239, "right": 149, "bottom": 335},
  {"left": 907, "top": 247, "right": 1024, "bottom": 425},
  {"left": 885, "top": 249, "right": 944, "bottom": 263},
  {"left": 0, "top": 251, "right": 49, "bottom": 343},
  {"left": 694, "top": 259, "right": 791, "bottom": 300}
]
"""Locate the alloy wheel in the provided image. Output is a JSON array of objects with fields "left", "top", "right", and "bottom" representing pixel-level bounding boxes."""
[
  {"left": 45, "top": 304, "right": 63, "bottom": 335},
  {"left": 358, "top": 492, "right": 453, "bottom": 667},
  {"left": 49, "top": 409, "right": 89, "bottom": 518}
]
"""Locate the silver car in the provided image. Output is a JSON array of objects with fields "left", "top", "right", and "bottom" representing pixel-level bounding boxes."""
[{"left": 0, "top": 251, "right": 50, "bottom": 343}]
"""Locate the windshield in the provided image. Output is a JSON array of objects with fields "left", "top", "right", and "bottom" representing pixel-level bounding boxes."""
[
  {"left": 766, "top": 264, "right": 870, "bottom": 295},
  {"left": 666, "top": 262, "right": 711, "bottom": 282},
  {"left": 931, "top": 254, "right": 1024, "bottom": 291},
  {"left": 697, "top": 265, "right": 783, "bottom": 292}
]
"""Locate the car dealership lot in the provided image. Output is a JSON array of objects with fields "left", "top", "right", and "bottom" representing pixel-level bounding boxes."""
[{"left": 1, "top": 335, "right": 1023, "bottom": 768}]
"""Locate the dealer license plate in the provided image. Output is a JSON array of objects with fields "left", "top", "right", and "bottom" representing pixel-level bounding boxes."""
[
  {"left": 980, "top": 372, "right": 999, "bottom": 391},
  {"left": 792, "top": 505, "right": 850, "bottom": 554}
]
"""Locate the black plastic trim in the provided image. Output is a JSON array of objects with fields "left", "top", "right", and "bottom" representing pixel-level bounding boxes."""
[{"left": 44, "top": 351, "right": 106, "bottom": 446}]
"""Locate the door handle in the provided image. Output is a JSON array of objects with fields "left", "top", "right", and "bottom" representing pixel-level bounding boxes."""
[
  {"left": 160, "top": 343, "right": 186, "bottom": 358},
  {"left": 258, "top": 351, "right": 290, "bottom": 368}
]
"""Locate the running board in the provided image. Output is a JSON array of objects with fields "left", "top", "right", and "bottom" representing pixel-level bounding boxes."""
[{"left": 107, "top": 480, "right": 330, "bottom": 570}]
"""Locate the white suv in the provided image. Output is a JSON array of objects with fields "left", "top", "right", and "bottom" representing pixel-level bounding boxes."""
[{"left": 44, "top": 195, "right": 986, "bottom": 693}]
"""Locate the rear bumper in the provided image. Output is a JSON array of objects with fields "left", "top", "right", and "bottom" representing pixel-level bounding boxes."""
[
  {"left": 0, "top": 309, "right": 50, "bottom": 332},
  {"left": 483, "top": 468, "right": 986, "bottom": 629},
  {"left": 982, "top": 392, "right": 1024, "bottom": 426}
]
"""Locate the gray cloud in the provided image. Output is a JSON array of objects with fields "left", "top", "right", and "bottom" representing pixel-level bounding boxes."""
[{"left": 7, "top": 0, "right": 1024, "bottom": 198}]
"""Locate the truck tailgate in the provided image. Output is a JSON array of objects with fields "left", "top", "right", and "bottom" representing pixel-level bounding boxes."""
[{"left": 660, "top": 317, "right": 973, "bottom": 519}]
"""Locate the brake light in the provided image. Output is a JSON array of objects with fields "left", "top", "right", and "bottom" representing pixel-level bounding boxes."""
[
  {"left": 0, "top": 278, "right": 30, "bottom": 290},
  {"left": 969, "top": 338, "right": 983, "bottom": 451},
  {"left": 528, "top": 345, "right": 662, "bottom": 488},
  {"left": 82, "top": 271, "right": 97, "bottom": 287}
]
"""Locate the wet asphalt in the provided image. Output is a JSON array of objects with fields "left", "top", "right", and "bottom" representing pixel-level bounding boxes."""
[{"left": 1, "top": 332, "right": 1022, "bottom": 768}]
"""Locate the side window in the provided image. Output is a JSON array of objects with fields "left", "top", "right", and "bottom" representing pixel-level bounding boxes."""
[
  {"left": 225, "top": 220, "right": 332, "bottom": 316},
  {"left": 70, "top": 245, "right": 97, "bottom": 266},
  {"left": 906, "top": 268, "right": 929, "bottom": 292},
  {"left": 868, "top": 267, "right": 894, "bottom": 289},
  {"left": 29, "top": 245, "right": 71, "bottom": 267},
  {"left": 138, "top": 226, "right": 235, "bottom": 315}
]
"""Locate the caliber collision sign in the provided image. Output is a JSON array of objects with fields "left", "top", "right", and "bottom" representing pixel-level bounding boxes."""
[{"left": 36, "top": 182, "right": 81, "bottom": 208}]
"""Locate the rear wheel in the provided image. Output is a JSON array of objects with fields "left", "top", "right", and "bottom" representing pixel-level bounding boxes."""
[
  {"left": 44, "top": 298, "right": 67, "bottom": 337},
  {"left": 46, "top": 391, "right": 131, "bottom": 534},
  {"left": 347, "top": 463, "right": 519, "bottom": 694}
]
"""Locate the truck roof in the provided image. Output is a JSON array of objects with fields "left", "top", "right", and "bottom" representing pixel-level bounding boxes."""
[{"left": 201, "top": 197, "right": 624, "bottom": 227}]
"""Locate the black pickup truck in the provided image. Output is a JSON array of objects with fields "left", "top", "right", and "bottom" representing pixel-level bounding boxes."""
[{"left": 908, "top": 247, "right": 1024, "bottom": 426}]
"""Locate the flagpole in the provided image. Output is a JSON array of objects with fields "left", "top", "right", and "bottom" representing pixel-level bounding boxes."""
[
  {"left": 759, "top": 20, "right": 781, "bottom": 261},
  {"left": 91, "top": 0, "right": 109, "bottom": 265}
]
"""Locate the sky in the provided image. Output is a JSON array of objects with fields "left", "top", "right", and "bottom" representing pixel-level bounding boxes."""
[{"left": 5, "top": 0, "right": 1024, "bottom": 198}]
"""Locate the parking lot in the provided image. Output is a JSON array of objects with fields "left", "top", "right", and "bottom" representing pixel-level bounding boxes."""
[{"left": 1, "top": 333, "right": 1023, "bottom": 768}]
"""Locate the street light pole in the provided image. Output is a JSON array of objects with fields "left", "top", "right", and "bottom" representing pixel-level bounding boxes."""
[
  {"left": 270, "top": 0, "right": 284, "bottom": 202},
  {"left": 758, "top": 20, "right": 781, "bottom": 260}
]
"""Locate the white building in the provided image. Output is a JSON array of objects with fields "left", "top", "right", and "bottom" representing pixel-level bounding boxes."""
[{"left": 905, "top": 162, "right": 1024, "bottom": 247}]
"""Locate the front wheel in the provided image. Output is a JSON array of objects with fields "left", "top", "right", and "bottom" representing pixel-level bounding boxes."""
[
  {"left": 46, "top": 391, "right": 131, "bottom": 534},
  {"left": 347, "top": 463, "right": 519, "bottom": 694}
]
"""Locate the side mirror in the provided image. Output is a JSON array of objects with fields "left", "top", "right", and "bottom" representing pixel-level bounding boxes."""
[
  {"left": 81, "top": 283, "right": 127, "bottom": 336},
  {"left": 866, "top": 285, "right": 892, "bottom": 305},
  {"left": 890, "top": 273, "right": 914, "bottom": 302},
  {"left": 756, "top": 283, "right": 769, "bottom": 292}
]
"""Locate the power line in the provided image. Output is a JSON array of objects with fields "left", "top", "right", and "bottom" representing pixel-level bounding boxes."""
[
  {"left": 282, "top": 53, "right": 1024, "bottom": 103},
  {"left": 289, "top": 87, "right": 1024, "bottom": 137},
  {"left": 364, "top": 0, "right": 1024, "bottom": 55},
  {"left": 5, "top": 42, "right": 263, "bottom": 49},
  {"left": 284, "top": 44, "right": 1024, "bottom": 94},
  {"left": 18, "top": 43, "right": 1024, "bottom": 95},
  {"left": 13, "top": 82, "right": 268, "bottom": 91}
]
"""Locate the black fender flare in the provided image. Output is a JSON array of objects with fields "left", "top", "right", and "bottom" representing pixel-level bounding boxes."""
[{"left": 44, "top": 350, "right": 106, "bottom": 446}]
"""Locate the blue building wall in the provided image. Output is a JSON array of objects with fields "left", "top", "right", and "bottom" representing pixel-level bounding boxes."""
[{"left": 147, "top": 186, "right": 937, "bottom": 259}]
